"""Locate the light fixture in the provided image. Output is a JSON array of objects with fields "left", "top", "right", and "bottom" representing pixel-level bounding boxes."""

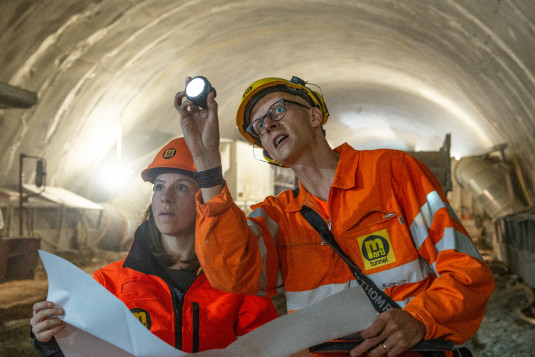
[{"left": 185, "top": 76, "right": 216, "bottom": 108}]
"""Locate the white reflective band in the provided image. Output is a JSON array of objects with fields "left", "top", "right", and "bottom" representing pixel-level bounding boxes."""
[
  {"left": 257, "top": 229, "right": 268, "bottom": 292},
  {"left": 286, "top": 278, "right": 418, "bottom": 311},
  {"left": 248, "top": 207, "right": 279, "bottom": 245},
  {"left": 410, "top": 191, "right": 446, "bottom": 250},
  {"left": 286, "top": 282, "right": 352, "bottom": 311},
  {"left": 445, "top": 204, "right": 462, "bottom": 224},
  {"left": 436, "top": 227, "right": 483, "bottom": 260},
  {"left": 395, "top": 296, "right": 414, "bottom": 308},
  {"left": 369, "top": 258, "right": 431, "bottom": 290},
  {"left": 248, "top": 208, "right": 281, "bottom": 293}
]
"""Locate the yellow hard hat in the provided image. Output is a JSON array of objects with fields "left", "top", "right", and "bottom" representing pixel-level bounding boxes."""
[{"left": 236, "top": 76, "right": 329, "bottom": 146}]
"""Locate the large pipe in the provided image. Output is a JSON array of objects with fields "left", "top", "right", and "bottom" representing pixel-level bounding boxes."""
[{"left": 455, "top": 157, "right": 525, "bottom": 219}]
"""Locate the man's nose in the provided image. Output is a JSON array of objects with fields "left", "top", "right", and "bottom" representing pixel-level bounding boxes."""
[{"left": 264, "top": 116, "right": 280, "bottom": 133}]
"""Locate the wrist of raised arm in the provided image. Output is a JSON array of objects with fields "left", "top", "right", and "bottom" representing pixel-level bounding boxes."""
[{"left": 192, "top": 151, "right": 221, "bottom": 171}]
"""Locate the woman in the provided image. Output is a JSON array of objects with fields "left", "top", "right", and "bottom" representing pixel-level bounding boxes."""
[{"left": 30, "top": 137, "right": 277, "bottom": 355}]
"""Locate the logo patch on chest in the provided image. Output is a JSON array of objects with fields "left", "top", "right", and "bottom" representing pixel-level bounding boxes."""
[
  {"left": 357, "top": 229, "right": 396, "bottom": 270},
  {"left": 131, "top": 308, "right": 152, "bottom": 329}
]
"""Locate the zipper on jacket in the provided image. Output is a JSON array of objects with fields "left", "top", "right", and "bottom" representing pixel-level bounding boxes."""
[
  {"left": 347, "top": 211, "right": 400, "bottom": 232},
  {"left": 192, "top": 302, "right": 200, "bottom": 352},
  {"left": 169, "top": 286, "right": 183, "bottom": 350}
]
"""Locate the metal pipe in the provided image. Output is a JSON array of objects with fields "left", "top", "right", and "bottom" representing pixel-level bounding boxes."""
[
  {"left": 454, "top": 157, "right": 525, "bottom": 219},
  {"left": 19, "top": 153, "right": 24, "bottom": 237}
]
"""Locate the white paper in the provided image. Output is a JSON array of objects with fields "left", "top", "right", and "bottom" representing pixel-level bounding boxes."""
[{"left": 40, "top": 250, "right": 377, "bottom": 356}]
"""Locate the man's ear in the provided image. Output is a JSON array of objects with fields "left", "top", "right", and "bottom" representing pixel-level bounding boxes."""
[{"left": 310, "top": 106, "right": 324, "bottom": 128}]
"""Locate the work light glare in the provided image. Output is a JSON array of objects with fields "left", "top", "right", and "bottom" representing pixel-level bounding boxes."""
[{"left": 185, "top": 76, "right": 216, "bottom": 108}]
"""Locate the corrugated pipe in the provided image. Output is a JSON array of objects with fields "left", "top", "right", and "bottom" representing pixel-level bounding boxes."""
[{"left": 455, "top": 157, "right": 525, "bottom": 219}]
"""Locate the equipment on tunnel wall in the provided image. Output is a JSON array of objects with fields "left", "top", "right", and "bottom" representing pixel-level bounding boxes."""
[
  {"left": 454, "top": 150, "right": 526, "bottom": 220},
  {"left": 185, "top": 76, "right": 216, "bottom": 108},
  {"left": 0, "top": 82, "right": 38, "bottom": 109},
  {"left": 0, "top": 154, "right": 48, "bottom": 282},
  {"left": 0, "top": 184, "right": 128, "bottom": 282},
  {"left": 409, "top": 134, "right": 452, "bottom": 194},
  {"left": 19, "top": 153, "right": 47, "bottom": 237},
  {"left": 495, "top": 209, "right": 535, "bottom": 289},
  {"left": 454, "top": 145, "right": 534, "bottom": 288}
]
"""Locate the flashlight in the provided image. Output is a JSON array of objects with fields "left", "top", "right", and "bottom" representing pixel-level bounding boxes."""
[{"left": 185, "top": 76, "right": 216, "bottom": 108}]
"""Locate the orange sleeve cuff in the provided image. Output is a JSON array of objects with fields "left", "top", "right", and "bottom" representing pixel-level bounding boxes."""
[
  {"left": 195, "top": 183, "right": 233, "bottom": 217},
  {"left": 403, "top": 304, "right": 436, "bottom": 340}
]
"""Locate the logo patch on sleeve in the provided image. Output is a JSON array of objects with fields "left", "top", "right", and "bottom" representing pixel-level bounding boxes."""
[
  {"left": 131, "top": 308, "right": 152, "bottom": 329},
  {"left": 357, "top": 229, "right": 396, "bottom": 270}
]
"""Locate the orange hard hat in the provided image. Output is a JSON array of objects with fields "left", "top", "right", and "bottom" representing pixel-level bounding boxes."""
[{"left": 141, "top": 137, "right": 196, "bottom": 183}]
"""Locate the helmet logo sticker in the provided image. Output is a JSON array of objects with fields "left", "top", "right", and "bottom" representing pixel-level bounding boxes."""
[
  {"left": 131, "top": 307, "right": 152, "bottom": 329},
  {"left": 357, "top": 229, "right": 396, "bottom": 270},
  {"left": 243, "top": 86, "right": 253, "bottom": 98},
  {"left": 162, "top": 148, "right": 176, "bottom": 159}
]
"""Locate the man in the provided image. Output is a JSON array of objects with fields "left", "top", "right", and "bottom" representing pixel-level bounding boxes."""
[{"left": 175, "top": 76, "right": 495, "bottom": 357}]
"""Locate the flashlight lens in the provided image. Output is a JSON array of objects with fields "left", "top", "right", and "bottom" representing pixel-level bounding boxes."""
[
  {"left": 186, "top": 77, "right": 206, "bottom": 97},
  {"left": 185, "top": 76, "right": 216, "bottom": 108}
]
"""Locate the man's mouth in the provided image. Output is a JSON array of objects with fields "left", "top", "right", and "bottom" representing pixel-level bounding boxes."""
[{"left": 273, "top": 135, "right": 287, "bottom": 148}]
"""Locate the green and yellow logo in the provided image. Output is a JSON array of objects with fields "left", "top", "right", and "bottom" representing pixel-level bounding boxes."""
[
  {"left": 357, "top": 229, "right": 396, "bottom": 270},
  {"left": 163, "top": 148, "right": 176, "bottom": 159},
  {"left": 130, "top": 308, "right": 151, "bottom": 329}
]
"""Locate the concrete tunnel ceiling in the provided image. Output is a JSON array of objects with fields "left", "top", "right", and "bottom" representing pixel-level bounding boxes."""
[{"left": 1, "top": 0, "right": 535, "bottom": 224}]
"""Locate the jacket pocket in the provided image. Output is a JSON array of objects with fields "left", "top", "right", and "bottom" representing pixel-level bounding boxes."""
[{"left": 343, "top": 210, "right": 407, "bottom": 273}]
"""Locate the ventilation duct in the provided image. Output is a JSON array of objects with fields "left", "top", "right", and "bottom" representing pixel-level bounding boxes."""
[{"left": 455, "top": 156, "right": 525, "bottom": 219}]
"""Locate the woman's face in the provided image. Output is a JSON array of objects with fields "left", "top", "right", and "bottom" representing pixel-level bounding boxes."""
[{"left": 151, "top": 172, "right": 199, "bottom": 237}]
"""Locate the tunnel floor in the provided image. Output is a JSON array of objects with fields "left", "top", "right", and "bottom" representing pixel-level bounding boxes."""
[{"left": 0, "top": 251, "right": 534, "bottom": 356}]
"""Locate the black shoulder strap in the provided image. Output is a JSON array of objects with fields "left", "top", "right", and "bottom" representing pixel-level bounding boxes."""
[
  {"left": 300, "top": 206, "right": 399, "bottom": 313},
  {"left": 300, "top": 205, "right": 458, "bottom": 353}
]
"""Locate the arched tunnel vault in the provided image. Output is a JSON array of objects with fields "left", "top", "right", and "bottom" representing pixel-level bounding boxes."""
[{"left": 1, "top": 0, "right": 535, "bottom": 233}]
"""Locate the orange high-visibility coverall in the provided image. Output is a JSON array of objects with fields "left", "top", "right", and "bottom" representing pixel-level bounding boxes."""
[
  {"left": 94, "top": 221, "right": 277, "bottom": 352},
  {"left": 32, "top": 220, "right": 277, "bottom": 356},
  {"left": 195, "top": 143, "right": 495, "bottom": 355}
]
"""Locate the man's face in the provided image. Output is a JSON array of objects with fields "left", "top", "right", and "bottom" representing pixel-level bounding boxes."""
[{"left": 251, "top": 92, "right": 315, "bottom": 165}]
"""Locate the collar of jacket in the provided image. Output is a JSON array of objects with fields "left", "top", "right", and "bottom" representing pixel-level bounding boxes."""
[
  {"left": 285, "top": 142, "right": 360, "bottom": 213},
  {"left": 123, "top": 220, "right": 164, "bottom": 276},
  {"left": 122, "top": 221, "right": 202, "bottom": 283}
]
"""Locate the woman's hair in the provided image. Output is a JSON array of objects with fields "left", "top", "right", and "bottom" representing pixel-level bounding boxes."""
[{"left": 143, "top": 204, "right": 200, "bottom": 271}]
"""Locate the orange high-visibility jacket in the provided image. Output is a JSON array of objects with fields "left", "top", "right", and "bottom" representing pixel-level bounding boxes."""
[
  {"left": 93, "top": 221, "right": 277, "bottom": 353},
  {"left": 195, "top": 143, "right": 495, "bottom": 346}
]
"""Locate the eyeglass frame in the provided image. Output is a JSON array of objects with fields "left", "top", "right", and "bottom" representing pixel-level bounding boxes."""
[{"left": 246, "top": 98, "right": 312, "bottom": 138}]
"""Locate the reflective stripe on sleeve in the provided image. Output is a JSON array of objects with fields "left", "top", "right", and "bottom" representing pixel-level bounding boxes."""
[
  {"left": 248, "top": 207, "right": 279, "bottom": 245},
  {"left": 410, "top": 191, "right": 464, "bottom": 249},
  {"left": 248, "top": 208, "right": 280, "bottom": 293},
  {"left": 410, "top": 191, "right": 445, "bottom": 250},
  {"left": 436, "top": 228, "right": 483, "bottom": 260},
  {"left": 430, "top": 227, "right": 484, "bottom": 276},
  {"left": 395, "top": 296, "right": 414, "bottom": 308}
]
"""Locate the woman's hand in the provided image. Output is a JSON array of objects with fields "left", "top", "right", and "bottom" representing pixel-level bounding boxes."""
[
  {"left": 174, "top": 77, "right": 221, "bottom": 171},
  {"left": 350, "top": 309, "right": 426, "bottom": 357},
  {"left": 30, "top": 301, "right": 66, "bottom": 342}
]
